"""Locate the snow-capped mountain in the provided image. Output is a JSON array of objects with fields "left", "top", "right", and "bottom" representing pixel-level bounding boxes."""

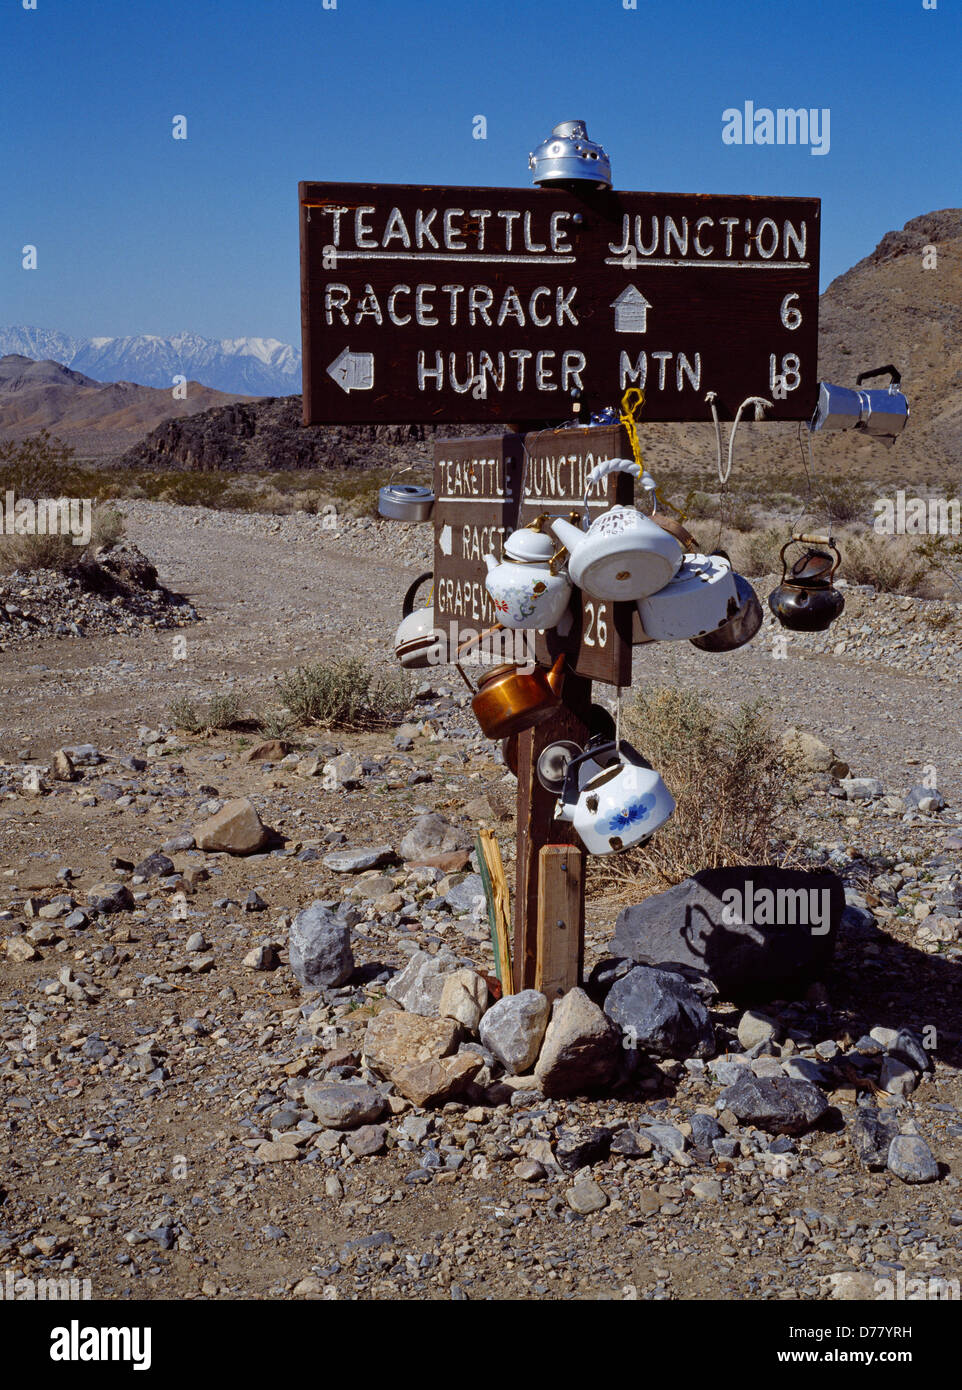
[{"left": 0, "top": 326, "right": 301, "bottom": 396}]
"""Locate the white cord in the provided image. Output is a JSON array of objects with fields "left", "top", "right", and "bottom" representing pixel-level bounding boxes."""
[{"left": 705, "top": 392, "right": 772, "bottom": 485}]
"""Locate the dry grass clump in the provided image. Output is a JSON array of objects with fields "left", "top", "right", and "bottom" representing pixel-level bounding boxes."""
[
  {"left": 841, "top": 534, "right": 932, "bottom": 596},
  {"left": 592, "top": 685, "right": 797, "bottom": 902},
  {"left": 265, "top": 657, "right": 408, "bottom": 731},
  {"left": 167, "top": 692, "right": 245, "bottom": 735}
]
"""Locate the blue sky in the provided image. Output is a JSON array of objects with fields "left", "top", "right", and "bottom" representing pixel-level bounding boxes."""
[{"left": 1, "top": 0, "right": 958, "bottom": 347}]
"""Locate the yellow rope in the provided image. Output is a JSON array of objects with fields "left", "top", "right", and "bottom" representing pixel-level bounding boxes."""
[{"left": 619, "top": 387, "right": 691, "bottom": 521}]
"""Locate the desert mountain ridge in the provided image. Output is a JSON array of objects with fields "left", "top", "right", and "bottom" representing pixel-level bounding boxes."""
[{"left": 0, "top": 355, "right": 252, "bottom": 457}]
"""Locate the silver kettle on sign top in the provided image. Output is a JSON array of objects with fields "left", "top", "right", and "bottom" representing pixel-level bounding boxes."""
[{"left": 529, "top": 120, "right": 612, "bottom": 188}]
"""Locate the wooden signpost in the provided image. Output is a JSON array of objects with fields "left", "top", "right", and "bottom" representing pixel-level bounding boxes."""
[
  {"left": 299, "top": 166, "right": 822, "bottom": 998},
  {"left": 300, "top": 181, "right": 820, "bottom": 425}
]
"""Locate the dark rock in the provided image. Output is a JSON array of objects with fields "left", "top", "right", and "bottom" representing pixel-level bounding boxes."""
[
  {"left": 689, "top": 1112, "right": 724, "bottom": 1147},
  {"left": 87, "top": 883, "right": 135, "bottom": 914},
  {"left": 852, "top": 1106, "right": 900, "bottom": 1170},
  {"left": 611, "top": 867, "right": 842, "bottom": 1004},
  {"left": 133, "top": 852, "right": 175, "bottom": 880},
  {"left": 889, "top": 1030, "right": 932, "bottom": 1073},
  {"left": 719, "top": 1073, "right": 830, "bottom": 1135},
  {"left": 584, "top": 956, "right": 633, "bottom": 1006},
  {"left": 603, "top": 965, "right": 715, "bottom": 1060},
  {"left": 302, "top": 1082, "right": 386, "bottom": 1130},
  {"left": 554, "top": 1126, "right": 612, "bottom": 1172}
]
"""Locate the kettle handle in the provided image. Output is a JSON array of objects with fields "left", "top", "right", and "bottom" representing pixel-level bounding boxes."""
[
  {"left": 454, "top": 624, "right": 505, "bottom": 695},
  {"left": 856, "top": 364, "right": 902, "bottom": 389},
  {"left": 402, "top": 571, "right": 433, "bottom": 618},
  {"left": 779, "top": 536, "right": 842, "bottom": 582}
]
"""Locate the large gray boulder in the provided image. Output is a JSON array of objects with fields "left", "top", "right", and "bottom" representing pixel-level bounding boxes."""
[
  {"left": 603, "top": 965, "right": 715, "bottom": 1060},
  {"left": 479, "top": 990, "right": 550, "bottom": 1074},
  {"left": 611, "top": 867, "right": 842, "bottom": 1004},
  {"left": 289, "top": 902, "right": 354, "bottom": 987}
]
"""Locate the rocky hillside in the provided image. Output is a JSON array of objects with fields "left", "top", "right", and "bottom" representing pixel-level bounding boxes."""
[
  {"left": 118, "top": 398, "right": 500, "bottom": 473},
  {"left": 0, "top": 356, "right": 250, "bottom": 459}
]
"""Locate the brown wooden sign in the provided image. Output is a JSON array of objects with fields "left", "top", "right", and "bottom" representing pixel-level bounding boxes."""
[
  {"left": 433, "top": 425, "right": 633, "bottom": 685},
  {"left": 300, "top": 181, "right": 820, "bottom": 425}
]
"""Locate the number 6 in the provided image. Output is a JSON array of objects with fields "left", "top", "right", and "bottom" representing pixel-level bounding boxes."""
[{"left": 780, "top": 293, "right": 802, "bottom": 330}]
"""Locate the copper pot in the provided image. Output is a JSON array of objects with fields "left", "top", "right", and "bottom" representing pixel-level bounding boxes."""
[{"left": 457, "top": 627, "right": 565, "bottom": 739}]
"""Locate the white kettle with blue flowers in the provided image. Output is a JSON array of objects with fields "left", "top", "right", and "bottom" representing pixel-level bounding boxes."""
[{"left": 554, "top": 740, "right": 675, "bottom": 855}]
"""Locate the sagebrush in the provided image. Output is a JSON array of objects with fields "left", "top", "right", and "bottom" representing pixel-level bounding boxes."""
[
  {"left": 592, "top": 686, "right": 796, "bottom": 899},
  {"left": 268, "top": 657, "right": 408, "bottom": 730}
]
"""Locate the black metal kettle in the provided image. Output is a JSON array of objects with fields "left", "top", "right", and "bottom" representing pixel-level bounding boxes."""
[{"left": 768, "top": 534, "right": 845, "bottom": 632}]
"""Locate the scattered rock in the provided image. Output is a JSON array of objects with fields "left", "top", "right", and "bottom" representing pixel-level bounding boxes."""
[
  {"left": 782, "top": 726, "right": 849, "bottom": 778},
  {"left": 400, "top": 812, "right": 471, "bottom": 863},
  {"left": 302, "top": 1082, "right": 387, "bottom": 1130},
  {"left": 195, "top": 798, "right": 270, "bottom": 855},
  {"left": 737, "top": 1009, "right": 779, "bottom": 1051},
  {"left": 479, "top": 990, "right": 550, "bottom": 1074},
  {"left": 534, "top": 987, "right": 621, "bottom": 1097},
  {"left": 363, "top": 1011, "right": 459, "bottom": 1078},
  {"left": 887, "top": 1134, "right": 939, "bottom": 1183},
  {"left": 289, "top": 902, "right": 354, "bottom": 988},
  {"left": 50, "top": 749, "right": 76, "bottom": 781},
  {"left": 566, "top": 1180, "right": 607, "bottom": 1214},
  {"left": 391, "top": 1052, "right": 482, "bottom": 1106},
  {"left": 603, "top": 965, "right": 714, "bottom": 1060},
  {"left": 438, "top": 969, "right": 489, "bottom": 1031},
  {"left": 719, "top": 1073, "right": 830, "bottom": 1135},
  {"left": 322, "top": 845, "right": 395, "bottom": 874},
  {"left": 322, "top": 752, "right": 364, "bottom": 789},
  {"left": 840, "top": 777, "right": 884, "bottom": 800},
  {"left": 386, "top": 949, "right": 461, "bottom": 1017}
]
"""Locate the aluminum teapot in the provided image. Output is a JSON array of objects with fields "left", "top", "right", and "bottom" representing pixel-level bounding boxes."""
[
  {"left": 809, "top": 365, "right": 909, "bottom": 446},
  {"left": 636, "top": 552, "right": 740, "bottom": 642},
  {"left": 550, "top": 458, "right": 683, "bottom": 602},
  {"left": 554, "top": 740, "right": 675, "bottom": 856},
  {"left": 768, "top": 534, "right": 845, "bottom": 632},
  {"left": 393, "top": 572, "right": 446, "bottom": 669},
  {"left": 484, "top": 514, "right": 573, "bottom": 630}
]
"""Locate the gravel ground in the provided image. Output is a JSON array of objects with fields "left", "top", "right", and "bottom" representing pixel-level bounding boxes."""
[{"left": 0, "top": 500, "right": 960, "bottom": 1303}]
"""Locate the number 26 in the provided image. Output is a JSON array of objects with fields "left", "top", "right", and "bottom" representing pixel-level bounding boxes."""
[{"left": 584, "top": 601, "right": 608, "bottom": 647}]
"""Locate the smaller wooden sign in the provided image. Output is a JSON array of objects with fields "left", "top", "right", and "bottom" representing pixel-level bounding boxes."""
[{"left": 433, "top": 424, "right": 634, "bottom": 685}]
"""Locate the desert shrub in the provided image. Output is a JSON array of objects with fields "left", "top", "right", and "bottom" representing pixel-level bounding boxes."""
[
  {"left": 594, "top": 686, "right": 795, "bottom": 897},
  {"left": 257, "top": 707, "right": 297, "bottom": 739},
  {"left": 168, "top": 691, "right": 244, "bottom": 735},
  {"left": 0, "top": 429, "right": 75, "bottom": 496},
  {"left": 818, "top": 480, "right": 872, "bottom": 525},
  {"left": 842, "top": 534, "right": 930, "bottom": 595},
  {"left": 727, "top": 527, "right": 785, "bottom": 577},
  {"left": 272, "top": 657, "right": 408, "bottom": 730}
]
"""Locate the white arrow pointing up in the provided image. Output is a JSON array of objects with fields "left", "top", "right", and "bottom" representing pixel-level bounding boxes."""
[
  {"left": 611, "top": 285, "right": 652, "bottom": 334},
  {"left": 327, "top": 347, "right": 374, "bottom": 392}
]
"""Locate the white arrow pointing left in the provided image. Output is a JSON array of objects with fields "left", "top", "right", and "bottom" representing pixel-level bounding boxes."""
[
  {"left": 327, "top": 347, "right": 374, "bottom": 392},
  {"left": 438, "top": 524, "right": 453, "bottom": 556}
]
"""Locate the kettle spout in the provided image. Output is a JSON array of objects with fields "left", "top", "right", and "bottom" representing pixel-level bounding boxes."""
[
  {"left": 549, "top": 516, "right": 584, "bottom": 554},
  {"left": 546, "top": 653, "right": 566, "bottom": 696},
  {"left": 483, "top": 553, "right": 498, "bottom": 574}
]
